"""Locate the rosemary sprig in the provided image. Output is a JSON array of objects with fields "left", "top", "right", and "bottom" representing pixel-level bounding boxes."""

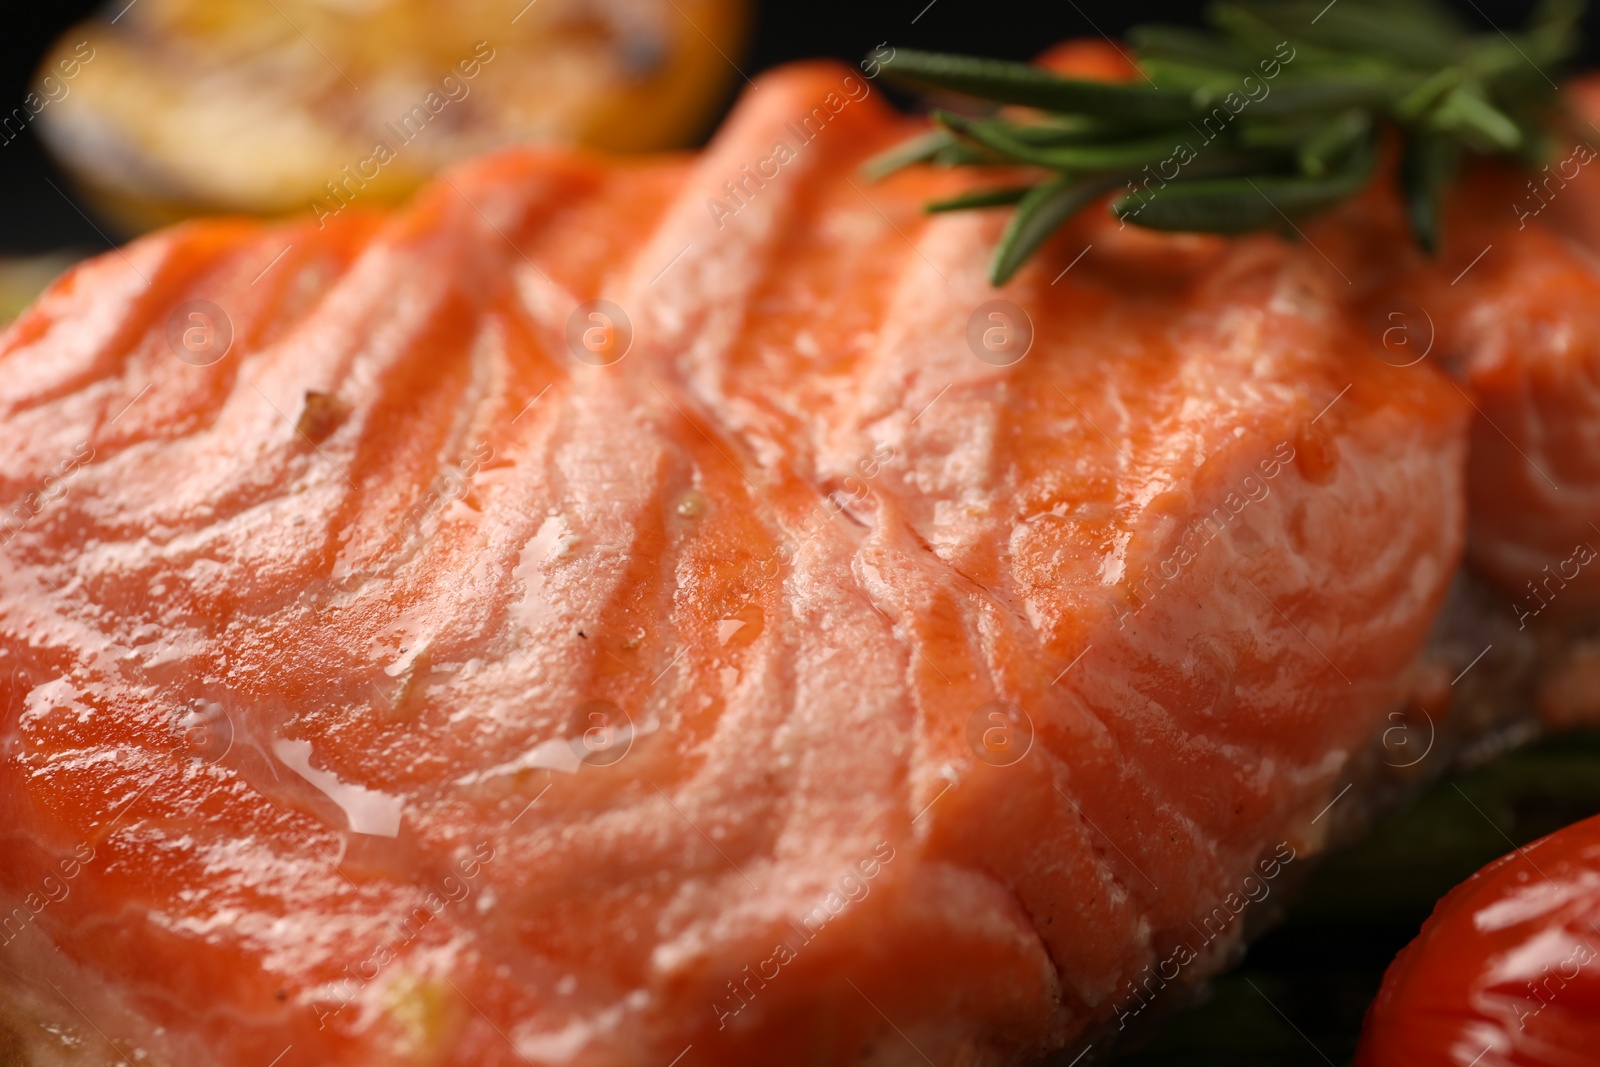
[{"left": 867, "top": 0, "right": 1585, "bottom": 285}]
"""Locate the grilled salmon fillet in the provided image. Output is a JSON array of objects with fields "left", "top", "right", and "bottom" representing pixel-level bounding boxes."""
[
  {"left": 1039, "top": 43, "right": 1600, "bottom": 645},
  {"left": 1292, "top": 75, "right": 1600, "bottom": 629},
  {"left": 0, "top": 61, "right": 1472, "bottom": 1066},
  {"left": 1257, "top": 74, "right": 1600, "bottom": 737}
]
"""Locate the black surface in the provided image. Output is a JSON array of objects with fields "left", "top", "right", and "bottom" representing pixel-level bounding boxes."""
[
  {"left": 0, "top": 0, "right": 103, "bottom": 253},
  {"left": 1111, "top": 734, "right": 1600, "bottom": 1065},
  {"left": 0, "top": 1, "right": 1597, "bottom": 253}
]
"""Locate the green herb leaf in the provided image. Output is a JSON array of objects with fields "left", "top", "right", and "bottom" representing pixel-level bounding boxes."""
[
  {"left": 875, "top": 49, "right": 1196, "bottom": 121},
  {"left": 992, "top": 176, "right": 1120, "bottom": 285},
  {"left": 865, "top": 0, "right": 1582, "bottom": 284},
  {"left": 1298, "top": 109, "right": 1372, "bottom": 175},
  {"left": 1128, "top": 24, "right": 1250, "bottom": 69},
  {"left": 1400, "top": 133, "right": 1460, "bottom": 252},
  {"left": 925, "top": 186, "right": 1033, "bottom": 213},
  {"left": 1112, "top": 151, "right": 1373, "bottom": 234},
  {"left": 861, "top": 129, "right": 957, "bottom": 182},
  {"left": 936, "top": 110, "right": 1185, "bottom": 171},
  {"left": 1431, "top": 80, "right": 1524, "bottom": 150}
]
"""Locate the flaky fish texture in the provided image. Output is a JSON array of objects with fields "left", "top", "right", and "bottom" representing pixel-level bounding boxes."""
[{"left": 0, "top": 61, "right": 1474, "bottom": 1067}]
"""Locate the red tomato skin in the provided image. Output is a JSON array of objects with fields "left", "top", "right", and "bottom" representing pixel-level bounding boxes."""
[{"left": 1356, "top": 814, "right": 1600, "bottom": 1067}]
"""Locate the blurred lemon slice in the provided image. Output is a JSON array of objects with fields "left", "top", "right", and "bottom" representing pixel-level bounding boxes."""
[{"left": 33, "top": 0, "right": 748, "bottom": 231}]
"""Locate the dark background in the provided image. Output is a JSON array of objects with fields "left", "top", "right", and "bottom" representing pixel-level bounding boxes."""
[{"left": 0, "top": 0, "right": 1592, "bottom": 254}]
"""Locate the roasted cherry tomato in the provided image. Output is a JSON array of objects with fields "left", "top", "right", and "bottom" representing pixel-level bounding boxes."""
[{"left": 1357, "top": 813, "right": 1600, "bottom": 1067}]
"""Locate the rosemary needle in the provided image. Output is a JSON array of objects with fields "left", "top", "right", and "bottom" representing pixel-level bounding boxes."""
[{"left": 866, "top": 0, "right": 1585, "bottom": 285}]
